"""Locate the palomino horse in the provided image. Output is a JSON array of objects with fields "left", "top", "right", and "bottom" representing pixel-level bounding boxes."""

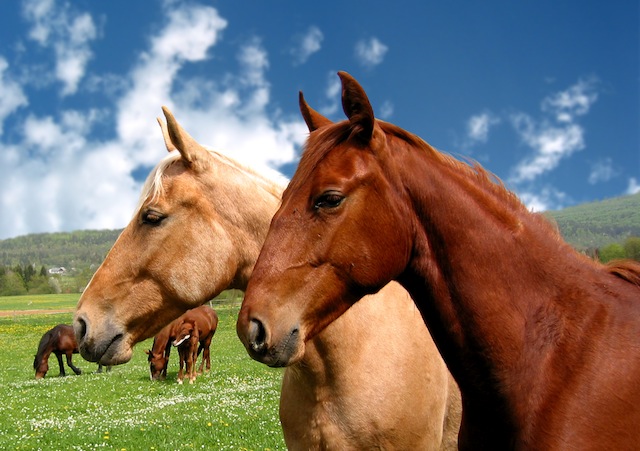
[
  {"left": 237, "top": 71, "right": 640, "bottom": 449},
  {"left": 146, "top": 305, "right": 218, "bottom": 382},
  {"left": 74, "top": 107, "right": 461, "bottom": 449},
  {"left": 171, "top": 305, "right": 218, "bottom": 384},
  {"left": 34, "top": 324, "right": 108, "bottom": 379}
]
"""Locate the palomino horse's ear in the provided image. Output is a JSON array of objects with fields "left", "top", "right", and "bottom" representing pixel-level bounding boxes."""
[
  {"left": 338, "top": 71, "right": 374, "bottom": 143},
  {"left": 161, "top": 106, "right": 209, "bottom": 168},
  {"left": 299, "top": 91, "right": 333, "bottom": 131},
  {"left": 156, "top": 117, "right": 177, "bottom": 153}
]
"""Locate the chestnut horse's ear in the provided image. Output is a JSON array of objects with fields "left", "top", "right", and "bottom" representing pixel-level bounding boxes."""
[
  {"left": 161, "top": 106, "right": 209, "bottom": 168},
  {"left": 299, "top": 91, "right": 333, "bottom": 131},
  {"left": 338, "top": 71, "right": 374, "bottom": 143},
  {"left": 156, "top": 117, "right": 177, "bottom": 152}
]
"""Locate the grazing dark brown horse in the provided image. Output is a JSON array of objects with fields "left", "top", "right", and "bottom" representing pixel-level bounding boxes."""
[
  {"left": 74, "top": 107, "right": 461, "bottom": 449},
  {"left": 146, "top": 320, "right": 177, "bottom": 381},
  {"left": 34, "top": 324, "right": 109, "bottom": 379},
  {"left": 34, "top": 324, "right": 82, "bottom": 379},
  {"left": 172, "top": 305, "right": 218, "bottom": 384},
  {"left": 237, "top": 71, "right": 640, "bottom": 449}
]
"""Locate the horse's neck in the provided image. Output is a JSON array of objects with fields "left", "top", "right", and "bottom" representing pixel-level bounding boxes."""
[
  {"left": 291, "top": 283, "right": 406, "bottom": 389},
  {"left": 395, "top": 149, "right": 583, "bottom": 401},
  {"left": 36, "top": 336, "right": 53, "bottom": 363},
  {"left": 206, "top": 168, "right": 284, "bottom": 291},
  {"left": 153, "top": 335, "right": 169, "bottom": 353}
]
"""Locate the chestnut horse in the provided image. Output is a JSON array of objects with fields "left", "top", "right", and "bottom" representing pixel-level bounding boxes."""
[
  {"left": 171, "top": 305, "right": 218, "bottom": 384},
  {"left": 146, "top": 319, "right": 177, "bottom": 381},
  {"left": 34, "top": 324, "right": 108, "bottom": 379},
  {"left": 74, "top": 107, "right": 461, "bottom": 449},
  {"left": 146, "top": 305, "right": 218, "bottom": 382},
  {"left": 237, "top": 71, "right": 640, "bottom": 449}
]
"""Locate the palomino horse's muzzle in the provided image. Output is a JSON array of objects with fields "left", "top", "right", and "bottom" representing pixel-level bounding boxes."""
[{"left": 73, "top": 313, "right": 131, "bottom": 365}]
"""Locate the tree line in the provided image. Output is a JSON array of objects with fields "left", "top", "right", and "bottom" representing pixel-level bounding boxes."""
[
  {"left": 0, "top": 263, "right": 95, "bottom": 296},
  {"left": 596, "top": 236, "right": 640, "bottom": 263},
  {"left": 0, "top": 229, "right": 120, "bottom": 296},
  {"left": 0, "top": 236, "right": 638, "bottom": 297}
]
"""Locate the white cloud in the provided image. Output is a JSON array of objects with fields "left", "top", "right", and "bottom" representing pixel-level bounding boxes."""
[
  {"left": 509, "top": 79, "right": 598, "bottom": 184},
  {"left": 355, "top": 37, "right": 388, "bottom": 68},
  {"left": 315, "top": 71, "right": 341, "bottom": 117},
  {"left": 0, "top": 58, "right": 28, "bottom": 136},
  {"left": 588, "top": 158, "right": 617, "bottom": 184},
  {"left": 378, "top": 100, "right": 394, "bottom": 119},
  {"left": 22, "top": 0, "right": 98, "bottom": 96},
  {"left": 0, "top": 2, "right": 305, "bottom": 240},
  {"left": 541, "top": 78, "right": 598, "bottom": 123},
  {"left": 290, "top": 26, "right": 323, "bottom": 65},
  {"left": 116, "top": 3, "right": 228, "bottom": 166},
  {"left": 510, "top": 115, "right": 584, "bottom": 182},
  {"left": 518, "top": 186, "right": 568, "bottom": 212},
  {"left": 627, "top": 178, "right": 640, "bottom": 195},
  {"left": 467, "top": 112, "right": 500, "bottom": 144}
]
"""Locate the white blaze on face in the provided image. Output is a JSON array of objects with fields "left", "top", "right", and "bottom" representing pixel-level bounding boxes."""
[{"left": 173, "top": 334, "right": 190, "bottom": 347}]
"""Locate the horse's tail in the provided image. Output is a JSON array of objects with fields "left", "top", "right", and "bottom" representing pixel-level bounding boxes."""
[
  {"left": 34, "top": 329, "right": 54, "bottom": 369},
  {"left": 606, "top": 259, "right": 640, "bottom": 288}
]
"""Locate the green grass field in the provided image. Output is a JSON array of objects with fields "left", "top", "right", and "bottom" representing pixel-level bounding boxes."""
[
  {"left": 0, "top": 293, "right": 79, "bottom": 312},
  {"left": 0, "top": 294, "right": 286, "bottom": 450}
]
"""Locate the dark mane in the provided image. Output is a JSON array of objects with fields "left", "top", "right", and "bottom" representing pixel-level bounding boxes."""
[
  {"left": 607, "top": 259, "right": 640, "bottom": 287},
  {"left": 33, "top": 329, "right": 53, "bottom": 369},
  {"left": 379, "top": 120, "right": 528, "bottom": 215}
]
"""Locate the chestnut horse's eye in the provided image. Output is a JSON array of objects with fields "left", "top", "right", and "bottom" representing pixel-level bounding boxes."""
[
  {"left": 142, "top": 210, "right": 165, "bottom": 225},
  {"left": 314, "top": 191, "right": 345, "bottom": 210}
]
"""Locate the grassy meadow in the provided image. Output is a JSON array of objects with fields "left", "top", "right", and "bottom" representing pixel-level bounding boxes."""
[{"left": 0, "top": 293, "right": 286, "bottom": 450}]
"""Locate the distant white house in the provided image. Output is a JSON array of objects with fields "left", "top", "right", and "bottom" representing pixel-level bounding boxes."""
[{"left": 48, "top": 267, "right": 67, "bottom": 275}]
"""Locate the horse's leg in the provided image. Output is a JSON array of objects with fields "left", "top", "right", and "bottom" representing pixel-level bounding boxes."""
[
  {"left": 97, "top": 363, "right": 103, "bottom": 373},
  {"left": 56, "top": 352, "right": 65, "bottom": 377},
  {"left": 66, "top": 353, "right": 82, "bottom": 375},
  {"left": 163, "top": 342, "right": 172, "bottom": 380},
  {"left": 197, "top": 343, "right": 205, "bottom": 374},
  {"left": 201, "top": 341, "right": 211, "bottom": 373},
  {"left": 186, "top": 347, "right": 193, "bottom": 384},
  {"left": 177, "top": 349, "right": 185, "bottom": 384},
  {"left": 189, "top": 347, "right": 197, "bottom": 384},
  {"left": 204, "top": 335, "right": 213, "bottom": 372}
]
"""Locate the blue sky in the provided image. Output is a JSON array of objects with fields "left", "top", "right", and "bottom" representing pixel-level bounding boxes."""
[{"left": 0, "top": 0, "right": 637, "bottom": 240}]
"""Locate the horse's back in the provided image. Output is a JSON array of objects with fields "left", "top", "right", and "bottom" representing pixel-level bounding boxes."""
[
  {"left": 188, "top": 305, "right": 218, "bottom": 336},
  {"left": 280, "top": 282, "right": 461, "bottom": 450},
  {"left": 49, "top": 324, "right": 78, "bottom": 353}
]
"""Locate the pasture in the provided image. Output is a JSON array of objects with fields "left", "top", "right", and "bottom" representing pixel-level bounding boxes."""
[{"left": 0, "top": 293, "right": 285, "bottom": 450}]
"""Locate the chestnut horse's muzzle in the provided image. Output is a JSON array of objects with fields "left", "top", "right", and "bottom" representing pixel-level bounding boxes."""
[{"left": 237, "top": 315, "right": 302, "bottom": 368}]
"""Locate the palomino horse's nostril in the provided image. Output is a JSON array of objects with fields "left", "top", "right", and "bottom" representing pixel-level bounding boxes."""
[
  {"left": 75, "top": 317, "right": 87, "bottom": 342},
  {"left": 248, "top": 318, "right": 267, "bottom": 354}
]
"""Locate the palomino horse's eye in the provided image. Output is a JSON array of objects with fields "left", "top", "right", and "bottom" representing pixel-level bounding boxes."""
[
  {"left": 142, "top": 210, "right": 165, "bottom": 225},
  {"left": 314, "top": 191, "right": 345, "bottom": 210}
]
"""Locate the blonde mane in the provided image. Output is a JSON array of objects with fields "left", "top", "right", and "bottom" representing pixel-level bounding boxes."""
[{"left": 134, "top": 148, "right": 285, "bottom": 218}]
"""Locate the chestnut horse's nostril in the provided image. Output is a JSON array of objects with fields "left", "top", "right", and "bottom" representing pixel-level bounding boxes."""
[{"left": 248, "top": 318, "right": 267, "bottom": 354}]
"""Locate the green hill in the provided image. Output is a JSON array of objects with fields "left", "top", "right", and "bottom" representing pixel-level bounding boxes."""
[
  {"left": 0, "top": 192, "right": 638, "bottom": 270},
  {"left": 545, "top": 193, "right": 640, "bottom": 251},
  {"left": 0, "top": 229, "right": 122, "bottom": 269}
]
